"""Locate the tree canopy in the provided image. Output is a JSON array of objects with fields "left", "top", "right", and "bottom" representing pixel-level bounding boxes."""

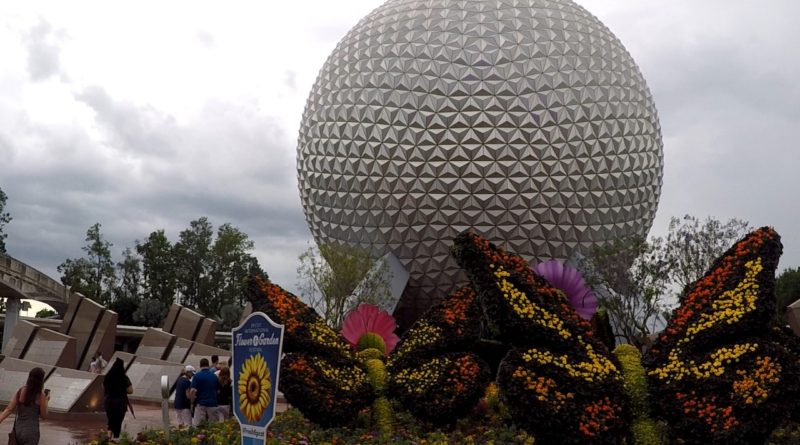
[
  {"left": 581, "top": 235, "right": 672, "bottom": 349},
  {"left": 664, "top": 215, "right": 751, "bottom": 301},
  {"left": 581, "top": 215, "right": 761, "bottom": 349},
  {"left": 0, "top": 186, "right": 12, "bottom": 253},
  {"left": 58, "top": 223, "right": 116, "bottom": 304},
  {"left": 58, "top": 217, "right": 265, "bottom": 328},
  {"left": 296, "top": 242, "right": 392, "bottom": 329},
  {"left": 775, "top": 267, "right": 800, "bottom": 324}
]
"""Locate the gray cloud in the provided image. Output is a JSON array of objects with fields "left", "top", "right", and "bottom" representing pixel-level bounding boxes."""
[
  {"left": 587, "top": 0, "right": 800, "bottom": 270},
  {"left": 284, "top": 71, "right": 297, "bottom": 92},
  {"left": 74, "top": 85, "right": 181, "bottom": 157},
  {"left": 22, "top": 18, "right": 64, "bottom": 81},
  {"left": 3, "top": 84, "right": 308, "bottom": 290},
  {"left": 195, "top": 30, "right": 215, "bottom": 47},
  {"left": 3, "top": 0, "right": 800, "bottom": 306}
]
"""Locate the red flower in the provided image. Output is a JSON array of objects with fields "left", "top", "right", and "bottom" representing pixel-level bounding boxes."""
[{"left": 341, "top": 304, "right": 400, "bottom": 355}]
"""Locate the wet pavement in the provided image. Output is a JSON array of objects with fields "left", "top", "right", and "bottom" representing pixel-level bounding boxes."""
[
  {"left": 0, "top": 401, "right": 289, "bottom": 444},
  {"left": 0, "top": 404, "right": 171, "bottom": 444}
]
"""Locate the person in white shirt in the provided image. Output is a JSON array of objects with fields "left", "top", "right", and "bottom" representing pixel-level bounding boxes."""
[{"left": 89, "top": 351, "right": 107, "bottom": 374}]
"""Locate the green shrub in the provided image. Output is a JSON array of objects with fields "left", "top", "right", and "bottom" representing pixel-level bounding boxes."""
[
  {"left": 614, "top": 344, "right": 664, "bottom": 445},
  {"left": 768, "top": 421, "right": 800, "bottom": 444},
  {"left": 632, "top": 418, "right": 665, "bottom": 445},
  {"left": 614, "top": 344, "right": 650, "bottom": 417}
]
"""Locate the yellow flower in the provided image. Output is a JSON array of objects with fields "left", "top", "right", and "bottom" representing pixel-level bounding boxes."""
[{"left": 238, "top": 353, "right": 272, "bottom": 422}]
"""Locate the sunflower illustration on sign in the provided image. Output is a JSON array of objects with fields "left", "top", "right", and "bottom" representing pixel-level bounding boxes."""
[{"left": 238, "top": 353, "right": 271, "bottom": 422}]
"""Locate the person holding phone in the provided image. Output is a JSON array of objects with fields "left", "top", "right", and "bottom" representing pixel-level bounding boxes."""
[{"left": 0, "top": 367, "right": 49, "bottom": 445}]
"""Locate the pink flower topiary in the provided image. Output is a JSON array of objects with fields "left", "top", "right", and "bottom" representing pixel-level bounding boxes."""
[
  {"left": 533, "top": 260, "right": 598, "bottom": 320},
  {"left": 341, "top": 303, "right": 400, "bottom": 355}
]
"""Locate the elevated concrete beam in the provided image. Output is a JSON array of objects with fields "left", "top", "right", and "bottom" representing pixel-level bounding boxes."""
[{"left": 0, "top": 252, "right": 74, "bottom": 316}]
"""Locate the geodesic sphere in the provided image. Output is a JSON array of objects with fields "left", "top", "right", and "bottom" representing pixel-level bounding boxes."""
[{"left": 297, "top": 0, "right": 663, "bottom": 323}]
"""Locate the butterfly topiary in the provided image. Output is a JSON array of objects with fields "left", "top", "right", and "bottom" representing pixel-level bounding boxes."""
[
  {"left": 246, "top": 226, "right": 800, "bottom": 444},
  {"left": 245, "top": 277, "right": 490, "bottom": 439},
  {"left": 452, "top": 231, "right": 630, "bottom": 444},
  {"left": 452, "top": 227, "right": 799, "bottom": 445}
]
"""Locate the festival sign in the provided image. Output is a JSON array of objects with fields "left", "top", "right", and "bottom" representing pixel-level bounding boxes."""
[{"left": 232, "top": 312, "right": 284, "bottom": 445}]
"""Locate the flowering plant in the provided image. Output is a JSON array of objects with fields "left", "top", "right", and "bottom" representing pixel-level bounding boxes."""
[
  {"left": 452, "top": 231, "right": 628, "bottom": 444},
  {"left": 247, "top": 276, "right": 489, "bottom": 430},
  {"left": 341, "top": 304, "right": 400, "bottom": 355},
  {"left": 644, "top": 227, "right": 800, "bottom": 444},
  {"left": 533, "top": 259, "right": 598, "bottom": 320},
  {"left": 387, "top": 286, "right": 489, "bottom": 423},
  {"left": 247, "top": 276, "right": 352, "bottom": 359},
  {"left": 248, "top": 277, "right": 373, "bottom": 425},
  {"left": 245, "top": 227, "right": 800, "bottom": 444}
]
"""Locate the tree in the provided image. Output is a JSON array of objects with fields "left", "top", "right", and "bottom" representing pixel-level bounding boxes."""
[
  {"left": 57, "top": 257, "right": 95, "bottom": 297},
  {"left": 664, "top": 215, "right": 751, "bottom": 300},
  {"left": 204, "top": 223, "right": 264, "bottom": 322},
  {"left": 109, "top": 295, "right": 140, "bottom": 325},
  {"left": 173, "top": 218, "right": 213, "bottom": 309},
  {"left": 1, "top": 299, "right": 31, "bottom": 314},
  {"left": 58, "top": 223, "right": 116, "bottom": 304},
  {"left": 133, "top": 298, "right": 169, "bottom": 327},
  {"left": 110, "top": 246, "right": 143, "bottom": 325},
  {"left": 85, "top": 223, "right": 116, "bottom": 304},
  {"left": 115, "top": 247, "right": 142, "bottom": 301},
  {"left": 35, "top": 308, "right": 56, "bottom": 318},
  {"left": 136, "top": 230, "right": 177, "bottom": 308},
  {"left": 775, "top": 267, "right": 800, "bottom": 324},
  {"left": 296, "top": 243, "right": 392, "bottom": 329},
  {"left": 220, "top": 303, "right": 244, "bottom": 331},
  {"left": 581, "top": 236, "right": 672, "bottom": 349},
  {"left": 0, "top": 186, "right": 11, "bottom": 252}
]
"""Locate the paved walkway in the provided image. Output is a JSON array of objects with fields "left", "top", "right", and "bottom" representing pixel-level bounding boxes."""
[{"left": 0, "top": 401, "right": 289, "bottom": 444}]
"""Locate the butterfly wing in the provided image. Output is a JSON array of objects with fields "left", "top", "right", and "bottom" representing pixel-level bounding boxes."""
[
  {"left": 279, "top": 351, "right": 374, "bottom": 427},
  {"left": 246, "top": 276, "right": 352, "bottom": 358},
  {"left": 452, "top": 231, "right": 628, "bottom": 445},
  {"left": 387, "top": 286, "right": 491, "bottom": 423},
  {"left": 246, "top": 276, "right": 373, "bottom": 425},
  {"left": 644, "top": 227, "right": 800, "bottom": 444}
]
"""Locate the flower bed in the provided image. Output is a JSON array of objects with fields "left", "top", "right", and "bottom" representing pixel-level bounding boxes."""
[{"left": 82, "top": 405, "right": 537, "bottom": 445}]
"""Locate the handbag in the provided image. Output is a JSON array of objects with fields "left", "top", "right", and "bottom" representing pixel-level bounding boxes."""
[{"left": 8, "top": 389, "right": 19, "bottom": 445}]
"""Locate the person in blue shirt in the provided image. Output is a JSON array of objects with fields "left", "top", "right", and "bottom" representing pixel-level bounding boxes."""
[
  {"left": 189, "top": 358, "right": 219, "bottom": 425},
  {"left": 174, "top": 365, "right": 195, "bottom": 426}
]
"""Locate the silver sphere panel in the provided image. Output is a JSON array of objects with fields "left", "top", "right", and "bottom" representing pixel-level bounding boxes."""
[{"left": 297, "top": 0, "right": 663, "bottom": 324}]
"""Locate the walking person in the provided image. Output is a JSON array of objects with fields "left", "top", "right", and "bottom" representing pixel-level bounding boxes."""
[
  {"left": 189, "top": 358, "right": 219, "bottom": 425},
  {"left": 89, "top": 351, "right": 107, "bottom": 374},
  {"left": 0, "top": 367, "right": 49, "bottom": 445},
  {"left": 103, "top": 358, "right": 133, "bottom": 442},
  {"left": 212, "top": 354, "right": 222, "bottom": 376},
  {"left": 174, "top": 365, "right": 195, "bottom": 426},
  {"left": 216, "top": 366, "right": 232, "bottom": 420}
]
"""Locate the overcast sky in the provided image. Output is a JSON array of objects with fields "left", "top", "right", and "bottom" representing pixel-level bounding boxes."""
[{"left": 1, "top": 0, "right": 799, "bottom": 311}]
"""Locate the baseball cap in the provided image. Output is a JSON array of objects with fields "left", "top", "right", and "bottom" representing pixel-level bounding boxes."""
[{"left": 184, "top": 365, "right": 196, "bottom": 373}]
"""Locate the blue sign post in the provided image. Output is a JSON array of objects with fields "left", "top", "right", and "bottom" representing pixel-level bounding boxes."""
[{"left": 232, "top": 312, "right": 284, "bottom": 445}]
